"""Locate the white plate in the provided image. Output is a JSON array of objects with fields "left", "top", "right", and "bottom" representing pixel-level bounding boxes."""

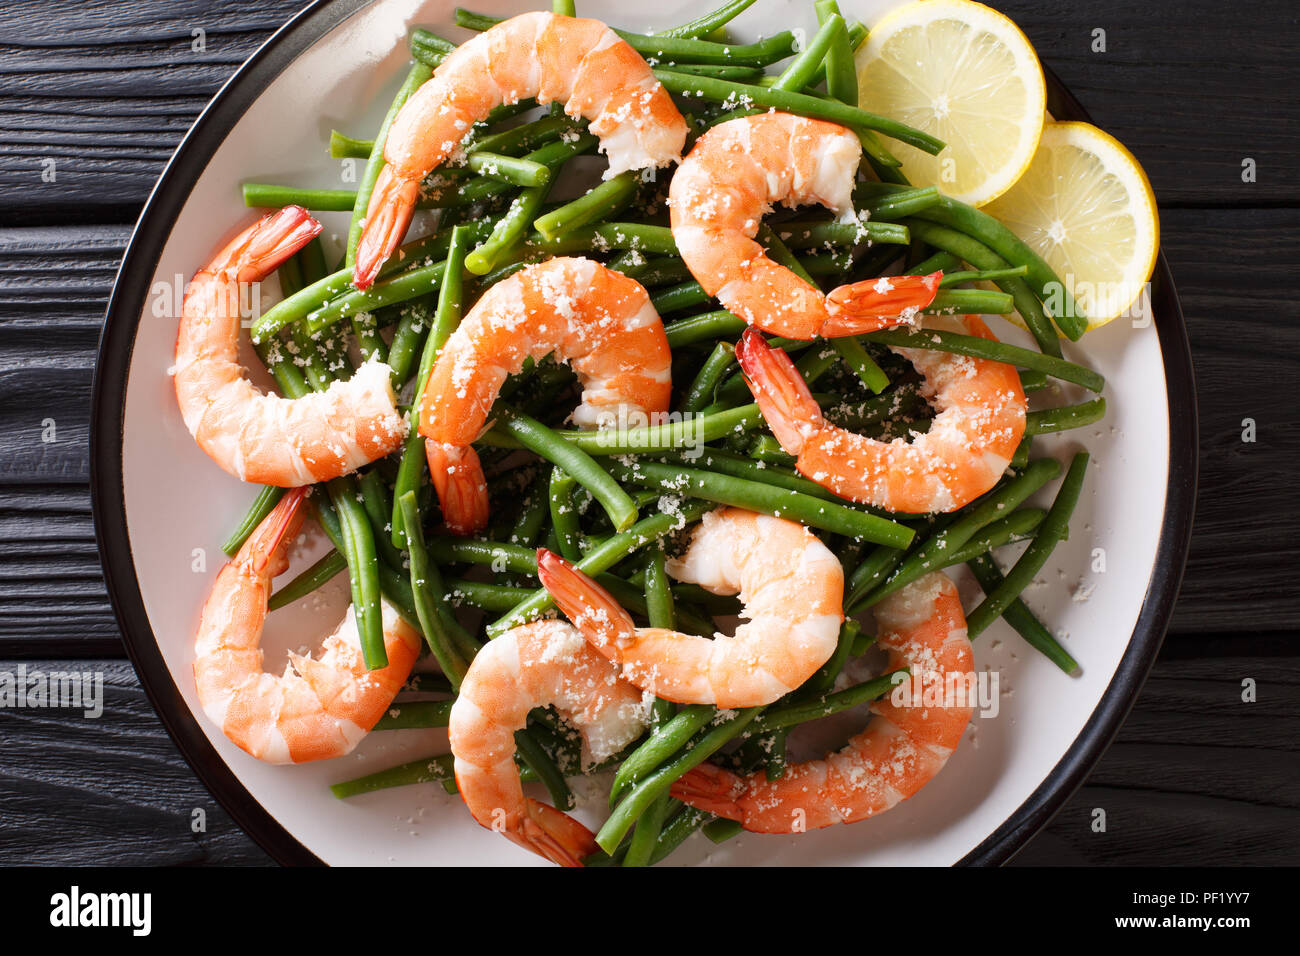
[{"left": 92, "top": 0, "right": 1197, "bottom": 866}]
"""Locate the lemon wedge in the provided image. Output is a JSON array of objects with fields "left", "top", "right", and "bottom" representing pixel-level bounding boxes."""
[
  {"left": 856, "top": 0, "right": 1046, "bottom": 206},
  {"left": 984, "top": 121, "right": 1160, "bottom": 329}
]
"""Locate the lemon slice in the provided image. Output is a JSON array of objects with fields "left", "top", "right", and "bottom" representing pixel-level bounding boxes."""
[
  {"left": 856, "top": 0, "right": 1046, "bottom": 206},
  {"left": 984, "top": 121, "right": 1159, "bottom": 330}
]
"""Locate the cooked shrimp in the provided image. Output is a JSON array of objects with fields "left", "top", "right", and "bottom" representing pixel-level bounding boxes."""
[
  {"left": 354, "top": 11, "right": 688, "bottom": 289},
  {"left": 735, "top": 317, "right": 1026, "bottom": 513},
  {"left": 537, "top": 507, "right": 844, "bottom": 708},
  {"left": 173, "top": 206, "right": 407, "bottom": 487},
  {"left": 192, "top": 487, "right": 421, "bottom": 764},
  {"left": 417, "top": 256, "right": 672, "bottom": 534},
  {"left": 669, "top": 112, "right": 942, "bottom": 339},
  {"left": 448, "top": 620, "right": 651, "bottom": 866},
  {"left": 671, "top": 572, "right": 973, "bottom": 833}
]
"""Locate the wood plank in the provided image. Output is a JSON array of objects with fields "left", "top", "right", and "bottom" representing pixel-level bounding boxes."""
[
  {"left": 1011, "top": 636, "right": 1300, "bottom": 865},
  {"left": 0, "top": 659, "right": 270, "bottom": 864},
  {"left": 1, "top": 0, "right": 1295, "bottom": 220}
]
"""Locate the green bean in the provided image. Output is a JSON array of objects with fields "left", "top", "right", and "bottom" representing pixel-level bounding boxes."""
[
  {"left": 664, "top": 448, "right": 837, "bottom": 503},
  {"left": 221, "top": 486, "right": 286, "bottom": 556},
  {"left": 663, "top": 309, "right": 744, "bottom": 347},
  {"left": 443, "top": 579, "right": 533, "bottom": 612},
  {"left": 487, "top": 500, "right": 713, "bottom": 637},
  {"left": 863, "top": 327, "right": 1105, "bottom": 393},
  {"left": 967, "top": 554, "right": 1079, "bottom": 674},
  {"left": 514, "top": 726, "right": 574, "bottom": 811},
  {"left": 390, "top": 228, "right": 470, "bottom": 549},
  {"left": 943, "top": 508, "right": 1046, "bottom": 567},
  {"left": 939, "top": 265, "right": 1029, "bottom": 287},
  {"left": 606, "top": 459, "right": 914, "bottom": 548},
  {"left": 548, "top": 468, "right": 583, "bottom": 562},
  {"left": 431, "top": 133, "right": 600, "bottom": 208},
  {"left": 495, "top": 405, "right": 639, "bottom": 533},
  {"left": 651, "top": 280, "right": 711, "bottom": 315},
  {"left": 347, "top": 64, "right": 432, "bottom": 269},
  {"left": 907, "top": 211, "right": 1084, "bottom": 340},
  {"left": 646, "top": 805, "right": 713, "bottom": 864},
  {"left": 251, "top": 221, "right": 491, "bottom": 342},
  {"left": 268, "top": 549, "right": 347, "bottom": 611},
  {"left": 770, "top": 14, "right": 843, "bottom": 93},
  {"left": 1026, "top": 398, "right": 1108, "bottom": 436},
  {"left": 373, "top": 700, "right": 453, "bottom": 732},
  {"left": 680, "top": 342, "right": 736, "bottom": 413},
  {"left": 329, "top": 130, "right": 373, "bottom": 159},
  {"left": 509, "top": 470, "right": 552, "bottom": 547},
  {"left": 597, "top": 707, "right": 761, "bottom": 853},
  {"left": 326, "top": 477, "right": 387, "bottom": 670},
  {"left": 242, "top": 184, "right": 362, "bottom": 211},
  {"left": 533, "top": 171, "right": 641, "bottom": 241},
  {"left": 817, "top": 1, "right": 858, "bottom": 107},
  {"left": 855, "top": 186, "right": 942, "bottom": 221},
  {"left": 774, "top": 220, "right": 910, "bottom": 250},
  {"left": 465, "top": 151, "right": 553, "bottom": 188},
  {"left": 852, "top": 458, "right": 1062, "bottom": 612},
  {"left": 844, "top": 542, "right": 906, "bottom": 610},
  {"left": 904, "top": 218, "right": 1060, "bottom": 354},
  {"left": 653, "top": 71, "right": 945, "bottom": 155},
  {"left": 533, "top": 221, "right": 679, "bottom": 258},
  {"left": 409, "top": 28, "right": 455, "bottom": 69},
  {"left": 620, "top": 257, "right": 693, "bottom": 289},
  {"left": 926, "top": 288, "right": 1015, "bottom": 315},
  {"left": 468, "top": 114, "right": 576, "bottom": 157},
  {"left": 749, "top": 669, "right": 905, "bottom": 734},
  {"left": 832, "top": 336, "right": 891, "bottom": 394},
  {"left": 303, "top": 259, "right": 448, "bottom": 336},
  {"left": 623, "top": 790, "right": 672, "bottom": 866},
  {"left": 656, "top": 0, "right": 757, "bottom": 39},
  {"left": 398, "top": 492, "right": 471, "bottom": 686},
  {"left": 664, "top": 62, "right": 764, "bottom": 81},
  {"left": 642, "top": 546, "right": 676, "bottom": 632},
  {"left": 482, "top": 403, "right": 763, "bottom": 456},
  {"left": 466, "top": 183, "right": 551, "bottom": 276},
  {"left": 456, "top": 8, "right": 797, "bottom": 67},
  {"left": 966, "top": 452, "right": 1088, "bottom": 637},
  {"left": 330, "top": 753, "right": 456, "bottom": 799},
  {"left": 1019, "top": 369, "right": 1049, "bottom": 393},
  {"left": 805, "top": 619, "right": 861, "bottom": 695},
  {"left": 553, "top": 0, "right": 576, "bottom": 15}
]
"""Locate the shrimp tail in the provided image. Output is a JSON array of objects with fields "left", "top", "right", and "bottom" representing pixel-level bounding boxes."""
[
  {"left": 426, "top": 441, "right": 490, "bottom": 536},
  {"left": 821, "top": 271, "right": 943, "bottom": 336},
  {"left": 536, "top": 549, "right": 638, "bottom": 647},
  {"left": 353, "top": 165, "right": 420, "bottom": 291},
  {"left": 227, "top": 205, "right": 323, "bottom": 284},
  {"left": 243, "top": 486, "right": 309, "bottom": 577},
  {"left": 734, "top": 328, "right": 825, "bottom": 455},
  {"left": 520, "top": 798, "right": 600, "bottom": 867},
  {"left": 670, "top": 764, "right": 747, "bottom": 822}
]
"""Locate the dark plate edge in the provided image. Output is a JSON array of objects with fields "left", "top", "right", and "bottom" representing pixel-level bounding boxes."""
[
  {"left": 957, "top": 68, "right": 1198, "bottom": 865},
  {"left": 90, "top": 0, "right": 374, "bottom": 867},
  {"left": 89, "top": 15, "right": 1198, "bottom": 868}
]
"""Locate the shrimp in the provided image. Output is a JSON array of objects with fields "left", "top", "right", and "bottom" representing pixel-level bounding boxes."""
[
  {"left": 537, "top": 507, "right": 844, "bottom": 708},
  {"left": 735, "top": 317, "right": 1027, "bottom": 514},
  {"left": 417, "top": 257, "right": 672, "bottom": 535},
  {"left": 173, "top": 206, "right": 407, "bottom": 487},
  {"left": 448, "top": 620, "right": 652, "bottom": 866},
  {"left": 353, "top": 11, "right": 688, "bottom": 289},
  {"left": 669, "top": 112, "right": 942, "bottom": 340},
  {"left": 192, "top": 487, "right": 421, "bottom": 764},
  {"left": 671, "top": 572, "right": 974, "bottom": 833}
]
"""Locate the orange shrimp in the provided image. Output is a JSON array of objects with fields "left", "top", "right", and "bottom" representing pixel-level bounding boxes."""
[
  {"left": 173, "top": 206, "right": 407, "bottom": 486},
  {"left": 354, "top": 11, "right": 688, "bottom": 289},
  {"left": 192, "top": 488, "right": 421, "bottom": 764},
  {"left": 417, "top": 257, "right": 672, "bottom": 535},
  {"left": 537, "top": 507, "right": 844, "bottom": 708},
  {"left": 735, "top": 317, "right": 1026, "bottom": 514},
  {"left": 669, "top": 112, "right": 942, "bottom": 339},
  {"left": 448, "top": 620, "right": 652, "bottom": 866},
  {"left": 671, "top": 572, "right": 973, "bottom": 832}
]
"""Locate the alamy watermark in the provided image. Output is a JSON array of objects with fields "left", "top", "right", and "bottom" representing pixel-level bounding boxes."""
[
  {"left": 889, "top": 667, "right": 1000, "bottom": 718},
  {"left": 0, "top": 665, "right": 103, "bottom": 718}
]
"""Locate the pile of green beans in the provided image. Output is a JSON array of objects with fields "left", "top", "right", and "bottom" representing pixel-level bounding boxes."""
[{"left": 218, "top": 0, "right": 1110, "bottom": 868}]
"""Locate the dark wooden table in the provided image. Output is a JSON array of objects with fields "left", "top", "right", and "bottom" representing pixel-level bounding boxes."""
[{"left": 1, "top": 0, "right": 1296, "bottom": 866}]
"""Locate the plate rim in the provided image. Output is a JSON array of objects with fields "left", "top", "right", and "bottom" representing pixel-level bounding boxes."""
[{"left": 90, "top": 0, "right": 1198, "bottom": 868}]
